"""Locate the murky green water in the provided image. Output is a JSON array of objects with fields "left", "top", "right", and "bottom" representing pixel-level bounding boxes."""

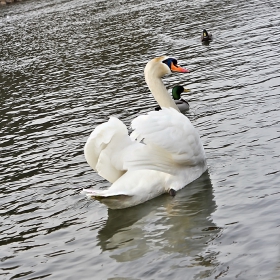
[{"left": 1, "top": 0, "right": 280, "bottom": 279}]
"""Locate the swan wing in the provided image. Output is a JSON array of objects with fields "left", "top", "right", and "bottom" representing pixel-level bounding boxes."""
[
  {"left": 127, "top": 108, "right": 206, "bottom": 172},
  {"left": 84, "top": 117, "right": 136, "bottom": 183}
]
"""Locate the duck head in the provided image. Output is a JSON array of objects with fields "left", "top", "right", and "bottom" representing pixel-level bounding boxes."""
[
  {"left": 172, "top": 85, "right": 190, "bottom": 100},
  {"left": 201, "top": 29, "right": 212, "bottom": 45},
  {"left": 202, "top": 29, "right": 209, "bottom": 39}
]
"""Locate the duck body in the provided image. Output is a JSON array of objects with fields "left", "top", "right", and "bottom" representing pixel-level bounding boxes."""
[
  {"left": 174, "top": 98, "right": 189, "bottom": 113},
  {"left": 155, "top": 85, "right": 190, "bottom": 113},
  {"left": 171, "top": 85, "right": 190, "bottom": 113},
  {"left": 82, "top": 56, "right": 207, "bottom": 209}
]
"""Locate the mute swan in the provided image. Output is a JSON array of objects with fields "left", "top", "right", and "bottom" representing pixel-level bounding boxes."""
[
  {"left": 155, "top": 85, "right": 190, "bottom": 113},
  {"left": 201, "top": 29, "right": 212, "bottom": 45},
  {"left": 82, "top": 56, "right": 207, "bottom": 209}
]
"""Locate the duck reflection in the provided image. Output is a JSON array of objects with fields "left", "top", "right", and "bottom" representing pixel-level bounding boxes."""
[{"left": 97, "top": 171, "right": 220, "bottom": 268}]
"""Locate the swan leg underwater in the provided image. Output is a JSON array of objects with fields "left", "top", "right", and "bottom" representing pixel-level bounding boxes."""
[{"left": 82, "top": 56, "right": 207, "bottom": 209}]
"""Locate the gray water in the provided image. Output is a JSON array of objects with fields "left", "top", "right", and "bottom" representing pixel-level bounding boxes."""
[{"left": 1, "top": 0, "right": 280, "bottom": 279}]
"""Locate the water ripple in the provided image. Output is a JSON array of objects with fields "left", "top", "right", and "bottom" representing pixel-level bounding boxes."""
[{"left": 1, "top": 0, "right": 280, "bottom": 279}]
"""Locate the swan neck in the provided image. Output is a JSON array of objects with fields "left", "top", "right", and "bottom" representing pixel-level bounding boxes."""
[{"left": 145, "top": 73, "right": 180, "bottom": 112}]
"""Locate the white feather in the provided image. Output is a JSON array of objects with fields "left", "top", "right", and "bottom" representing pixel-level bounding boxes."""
[{"left": 83, "top": 56, "right": 207, "bottom": 209}]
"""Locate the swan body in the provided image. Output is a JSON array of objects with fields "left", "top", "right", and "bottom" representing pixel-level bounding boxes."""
[
  {"left": 155, "top": 85, "right": 190, "bottom": 113},
  {"left": 82, "top": 56, "right": 207, "bottom": 209}
]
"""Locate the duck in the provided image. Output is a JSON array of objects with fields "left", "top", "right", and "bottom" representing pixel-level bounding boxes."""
[
  {"left": 201, "top": 29, "right": 212, "bottom": 45},
  {"left": 82, "top": 56, "right": 207, "bottom": 209},
  {"left": 155, "top": 85, "right": 190, "bottom": 113}
]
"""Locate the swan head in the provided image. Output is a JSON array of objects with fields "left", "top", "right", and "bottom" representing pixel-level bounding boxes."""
[
  {"left": 145, "top": 56, "right": 189, "bottom": 78},
  {"left": 172, "top": 85, "right": 190, "bottom": 100}
]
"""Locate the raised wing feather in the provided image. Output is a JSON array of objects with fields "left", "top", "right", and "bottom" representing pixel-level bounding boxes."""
[
  {"left": 131, "top": 108, "right": 205, "bottom": 166},
  {"left": 84, "top": 117, "right": 131, "bottom": 183}
]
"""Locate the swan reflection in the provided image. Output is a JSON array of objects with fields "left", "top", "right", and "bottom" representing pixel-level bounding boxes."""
[{"left": 97, "top": 171, "right": 220, "bottom": 270}]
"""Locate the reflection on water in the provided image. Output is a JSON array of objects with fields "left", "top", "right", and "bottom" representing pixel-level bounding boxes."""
[
  {"left": 1, "top": 0, "right": 280, "bottom": 279},
  {"left": 97, "top": 172, "right": 221, "bottom": 276}
]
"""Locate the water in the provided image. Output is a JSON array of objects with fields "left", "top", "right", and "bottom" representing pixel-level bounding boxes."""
[{"left": 1, "top": 0, "right": 280, "bottom": 279}]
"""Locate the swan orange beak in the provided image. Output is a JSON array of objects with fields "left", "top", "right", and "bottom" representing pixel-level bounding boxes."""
[{"left": 170, "top": 62, "right": 190, "bottom": 73}]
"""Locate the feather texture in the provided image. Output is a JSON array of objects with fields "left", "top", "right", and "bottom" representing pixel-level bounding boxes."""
[{"left": 82, "top": 56, "right": 207, "bottom": 209}]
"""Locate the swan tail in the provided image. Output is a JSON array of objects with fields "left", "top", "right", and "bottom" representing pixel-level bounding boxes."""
[
  {"left": 81, "top": 170, "right": 168, "bottom": 209},
  {"left": 81, "top": 188, "right": 132, "bottom": 198},
  {"left": 81, "top": 188, "right": 134, "bottom": 209}
]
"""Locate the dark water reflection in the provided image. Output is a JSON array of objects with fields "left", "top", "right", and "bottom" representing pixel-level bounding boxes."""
[
  {"left": 97, "top": 172, "right": 219, "bottom": 278},
  {"left": 1, "top": 0, "right": 280, "bottom": 279}
]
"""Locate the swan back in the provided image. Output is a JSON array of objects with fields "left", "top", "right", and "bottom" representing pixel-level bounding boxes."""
[{"left": 126, "top": 108, "right": 206, "bottom": 173}]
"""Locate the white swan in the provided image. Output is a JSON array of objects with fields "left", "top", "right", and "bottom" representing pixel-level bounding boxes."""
[{"left": 82, "top": 56, "right": 207, "bottom": 209}]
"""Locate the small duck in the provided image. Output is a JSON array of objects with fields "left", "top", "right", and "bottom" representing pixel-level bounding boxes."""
[
  {"left": 155, "top": 85, "right": 190, "bottom": 113},
  {"left": 201, "top": 29, "right": 212, "bottom": 45}
]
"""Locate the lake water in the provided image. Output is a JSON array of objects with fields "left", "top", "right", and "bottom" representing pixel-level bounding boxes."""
[{"left": 1, "top": 0, "right": 280, "bottom": 279}]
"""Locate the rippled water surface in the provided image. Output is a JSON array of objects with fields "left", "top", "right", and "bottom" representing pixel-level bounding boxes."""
[{"left": 1, "top": 0, "right": 280, "bottom": 279}]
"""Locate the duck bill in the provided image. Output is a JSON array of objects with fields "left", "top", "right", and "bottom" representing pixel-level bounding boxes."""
[
  {"left": 170, "top": 62, "right": 190, "bottom": 73},
  {"left": 183, "top": 88, "right": 190, "bottom": 92}
]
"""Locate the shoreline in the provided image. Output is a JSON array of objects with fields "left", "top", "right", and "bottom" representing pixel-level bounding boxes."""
[{"left": 1, "top": 0, "right": 22, "bottom": 6}]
